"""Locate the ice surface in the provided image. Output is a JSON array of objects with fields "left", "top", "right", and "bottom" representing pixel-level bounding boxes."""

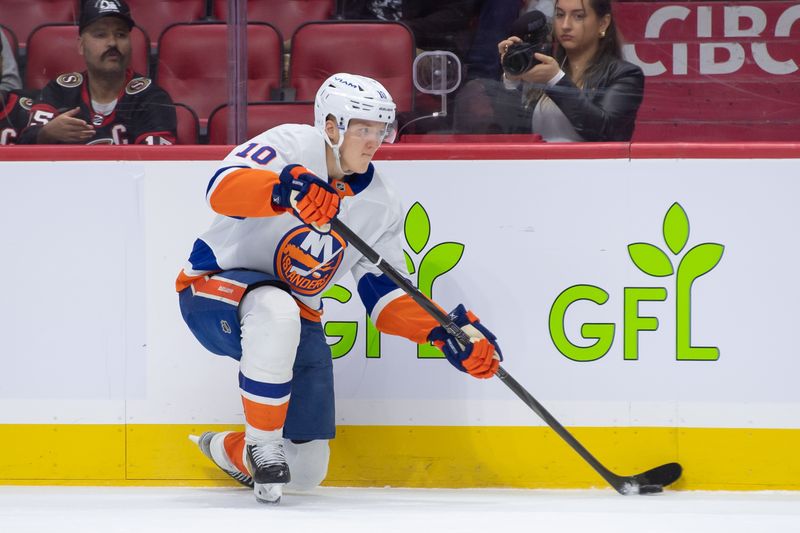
[{"left": 1, "top": 486, "right": 799, "bottom": 533}]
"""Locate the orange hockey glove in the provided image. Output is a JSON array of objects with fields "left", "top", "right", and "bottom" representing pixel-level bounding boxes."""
[{"left": 274, "top": 164, "right": 340, "bottom": 232}]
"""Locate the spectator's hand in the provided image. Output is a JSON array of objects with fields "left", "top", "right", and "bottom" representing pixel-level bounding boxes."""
[
  {"left": 498, "top": 36, "right": 523, "bottom": 78},
  {"left": 38, "top": 107, "right": 96, "bottom": 143},
  {"left": 519, "top": 53, "right": 563, "bottom": 85}
]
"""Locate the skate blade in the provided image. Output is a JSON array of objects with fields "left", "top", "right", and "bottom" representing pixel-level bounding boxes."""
[{"left": 254, "top": 483, "right": 283, "bottom": 504}]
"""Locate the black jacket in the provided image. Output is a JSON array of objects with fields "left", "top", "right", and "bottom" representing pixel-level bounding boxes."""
[
  {"left": 19, "top": 69, "right": 176, "bottom": 145},
  {"left": 0, "top": 90, "right": 35, "bottom": 145},
  {"left": 541, "top": 57, "right": 644, "bottom": 142}
]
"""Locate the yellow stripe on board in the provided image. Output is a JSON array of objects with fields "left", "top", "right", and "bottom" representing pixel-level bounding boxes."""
[{"left": 0, "top": 424, "right": 798, "bottom": 490}]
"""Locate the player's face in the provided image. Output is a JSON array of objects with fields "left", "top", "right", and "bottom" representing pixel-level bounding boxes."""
[
  {"left": 554, "top": 0, "right": 610, "bottom": 55},
  {"left": 79, "top": 17, "right": 132, "bottom": 76},
  {"left": 339, "top": 119, "right": 388, "bottom": 174}
]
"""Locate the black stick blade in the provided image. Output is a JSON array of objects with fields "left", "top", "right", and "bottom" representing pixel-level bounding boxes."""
[
  {"left": 634, "top": 462, "right": 682, "bottom": 488},
  {"left": 612, "top": 462, "right": 683, "bottom": 495}
]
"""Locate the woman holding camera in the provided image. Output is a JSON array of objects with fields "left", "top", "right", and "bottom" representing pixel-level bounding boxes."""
[
  {"left": 502, "top": 0, "right": 643, "bottom": 141},
  {"left": 454, "top": 0, "right": 643, "bottom": 141}
]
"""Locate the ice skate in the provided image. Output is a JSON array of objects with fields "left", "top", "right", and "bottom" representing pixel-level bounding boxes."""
[
  {"left": 189, "top": 432, "right": 253, "bottom": 488},
  {"left": 245, "top": 440, "right": 291, "bottom": 504}
]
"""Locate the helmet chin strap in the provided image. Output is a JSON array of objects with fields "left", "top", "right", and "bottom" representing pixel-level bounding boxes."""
[{"left": 325, "top": 124, "right": 349, "bottom": 176}]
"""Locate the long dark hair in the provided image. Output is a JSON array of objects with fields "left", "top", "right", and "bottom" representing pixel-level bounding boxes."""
[{"left": 553, "top": 0, "right": 622, "bottom": 90}]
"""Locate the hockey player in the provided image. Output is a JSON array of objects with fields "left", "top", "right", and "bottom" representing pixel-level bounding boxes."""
[
  {"left": 19, "top": 0, "right": 176, "bottom": 145},
  {"left": 179, "top": 73, "right": 502, "bottom": 504}
]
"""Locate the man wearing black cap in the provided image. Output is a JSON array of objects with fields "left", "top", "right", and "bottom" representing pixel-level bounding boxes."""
[{"left": 20, "top": 0, "right": 177, "bottom": 145}]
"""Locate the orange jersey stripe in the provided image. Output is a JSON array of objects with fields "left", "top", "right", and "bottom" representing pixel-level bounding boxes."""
[
  {"left": 222, "top": 431, "right": 248, "bottom": 476},
  {"left": 241, "top": 396, "right": 290, "bottom": 432},
  {"left": 374, "top": 294, "right": 441, "bottom": 344},
  {"left": 209, "top": 168, "right": 285, "bottom": 218},
  {"left": 175, "top": 270, "right": 209, "bottom": 292},
  {"left": 296, "top": 299, "right": 322, "bottom": 322},
  {"left": 191, "top": 276, "right": 248, "bottom": 305},
  {"left": 178, "top": 271, "right": 322, "bottom": 322}
]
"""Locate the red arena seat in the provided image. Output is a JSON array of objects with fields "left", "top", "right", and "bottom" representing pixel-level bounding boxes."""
[
  {"left": 207, "top": 102, "right": 314, "bottom": 144},
  {"left": 289, "top": 21, "right": 414, "bottom": 112},
  {"left": 25, "top": 24, "right": 151, "bottom": 90},
  {"left": 174, "top": 103, "right": 200, "bottom": 144},
  {"left": 156, "top": 23, "right": 283, "bottom": 128},
  {"left": 212, "top": 0, "right": 334, "bottom": 43},
  {"left": 1, "top": 0, "right": 77, "bottom": 51},
  {"left": 125, "top": 0, "right": 207, "bottom": 53}
]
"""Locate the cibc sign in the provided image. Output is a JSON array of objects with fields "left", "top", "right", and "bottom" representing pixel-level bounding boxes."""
[{"left": 616, "top": 2, "right": 800, "bottom": 76}]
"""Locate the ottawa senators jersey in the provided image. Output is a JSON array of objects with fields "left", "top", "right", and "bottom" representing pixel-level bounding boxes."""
[
  {"left": 0, "top": 90, "right": 34, "bottom": 145},
  {"left": 19, "top": 69, "right": 176, "bottom": 145}
]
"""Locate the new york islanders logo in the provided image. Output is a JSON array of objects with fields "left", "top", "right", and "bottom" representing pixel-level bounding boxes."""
[{"left": 274, "top": 227, "right": 346, "bottom": 296}]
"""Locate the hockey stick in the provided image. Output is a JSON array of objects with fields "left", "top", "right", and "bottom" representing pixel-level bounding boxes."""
[{"left": 330, "top": 217, "right": 682, "bottom": 495}]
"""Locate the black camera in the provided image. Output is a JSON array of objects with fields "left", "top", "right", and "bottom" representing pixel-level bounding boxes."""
[{"left": 502, "top": 10, "right": 552, "bottom": 77}]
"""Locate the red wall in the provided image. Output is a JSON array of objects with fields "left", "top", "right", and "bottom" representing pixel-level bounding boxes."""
[{"left": 614, "top": 1, "right": 800, "bottom": 141}]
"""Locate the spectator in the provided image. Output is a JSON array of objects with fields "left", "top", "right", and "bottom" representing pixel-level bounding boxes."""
[
  {"left": 0, "top": 27, "right": 23, "bottom": 91},
  {"left": 0, "top": 36, "right": 33, "bottom": 145},
  {"left": 0, "top": 90, "right": 34, "bottom": 145},
  {"left": 454, "top": 0, "right": 644, "bottom": 141},
  {"left": 19, "top": 0, "right": 176, "bottom": 145},
  {"left": 342, "top": 0, "right": 483, "bottom": 62},
  {"left": 464, "top": 0, "right": 554, "bottom": 80}
]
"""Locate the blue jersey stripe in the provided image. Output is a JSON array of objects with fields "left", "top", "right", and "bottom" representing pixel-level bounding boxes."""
[
  {"left": 187, "top": 238, "right": 221, "bottom": 272},
  {"left": 357, "top": 272, "right": 399, "bottom": 316},
  {"left": 238, "top": 372, "right": 292, "bottom": 399},
  {"left": 344, "top": 163, "right": 374, "bottom": 195}
]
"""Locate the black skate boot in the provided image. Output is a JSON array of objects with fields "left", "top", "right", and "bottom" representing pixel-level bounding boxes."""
[{"left": 245, "top": 439, "right": 291, "bottom": 504}]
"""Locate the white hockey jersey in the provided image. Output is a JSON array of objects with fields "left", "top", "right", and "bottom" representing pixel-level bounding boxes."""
[{"left": 177, "top": 124, "right": 438, "bottom": 343}]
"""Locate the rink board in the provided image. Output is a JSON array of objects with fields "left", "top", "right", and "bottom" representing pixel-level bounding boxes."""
[
  {"left": 1, "top": 144, "right": 799, "bottom": 489},
  {"left": 1, "top": 424, "right": 799, "bottom": 490}
]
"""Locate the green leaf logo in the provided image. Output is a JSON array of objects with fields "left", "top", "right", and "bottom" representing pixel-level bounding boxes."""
[
  {"left": 628, "top": 202, "right": 696, "bottom": 277},
  {"left": 403, "top": 250, "right": 416, "bottom": 275},
  {"left": 405, "top": 202, "right": 430, "bottom": 255},
  {"left": 679, "top": 243, "right": 724, "bottom": 280},
  {"left": 321, "top": 201, "right": 467, "bottom": 361},
  {"left": 663, "top": 202, "right": 689, "bottom": 255},
  {"left": 628, "top": 243, "right": 673, "bottom": 277},
  {"left": 418, "top": 242, "right": 465, "bottom": 297},
  {"left": 401, "top": 203, "right": 466, "bottom": 359}
]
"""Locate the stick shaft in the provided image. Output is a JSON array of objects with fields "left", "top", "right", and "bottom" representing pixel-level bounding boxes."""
[{"left": 330, "top": 218, "right": 619, "bottom": 486}]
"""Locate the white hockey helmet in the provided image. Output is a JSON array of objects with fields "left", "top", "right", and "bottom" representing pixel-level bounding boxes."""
[{"left": 314, "top": 73, "right": 397, "bottom": 150}]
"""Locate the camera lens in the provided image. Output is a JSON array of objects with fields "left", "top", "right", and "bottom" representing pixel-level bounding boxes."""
[{"left": 502, "top": 43, "right": 535, "bottom": 76}]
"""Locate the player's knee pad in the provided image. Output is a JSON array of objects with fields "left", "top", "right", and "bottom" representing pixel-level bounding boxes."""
[
  {"left": 285, "top": 439, "right": 330, "bottom": 491},
  {"left": 239, "top": 285, "right": 301, "bottom": 382}
]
